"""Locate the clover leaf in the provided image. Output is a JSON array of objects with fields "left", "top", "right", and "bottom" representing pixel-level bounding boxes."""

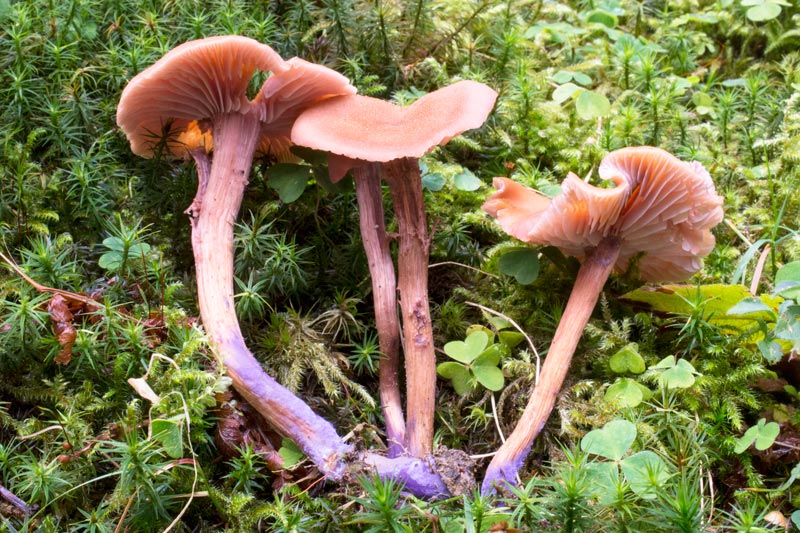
[
  {"left": 438, "top": 330, "right": 506, "bottom": 395},
  {"left": 734, "top": 418, "right": 780, "bottom": 453}
]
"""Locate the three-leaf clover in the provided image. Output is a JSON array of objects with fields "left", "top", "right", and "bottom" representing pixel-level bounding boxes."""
[
  {"left": 651, "top": 355, "right": 700, "bottom": 389},
  {"left": 437, "top": 330, "right": 506, "bottom": 395},
  {"left": 734, "top": 418, "right": 780, "bottom": 453}
]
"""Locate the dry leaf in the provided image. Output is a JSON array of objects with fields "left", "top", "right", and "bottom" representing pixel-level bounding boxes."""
[
  {"left": 127, "top": 377, "right": 161, "bottom": 405},
  {"left": 48, "top": 295, "right": 76, "bottom": 365}
]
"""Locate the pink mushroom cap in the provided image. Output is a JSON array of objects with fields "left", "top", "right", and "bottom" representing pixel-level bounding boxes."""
[
  {"left": 117, "top": 36, "right": 355, "bottom": 162},
  {"left": 483, "top": 147, "right": 724, "bottom": 282},
  {"left": 291, "top": 80, "right": 498, "bottom": 181}
]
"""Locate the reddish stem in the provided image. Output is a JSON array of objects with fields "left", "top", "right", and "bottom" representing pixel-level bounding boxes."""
[
  {"left": 481, "top": 237, "right": 622, "bottom": 493},
  {"left": 353, "top": 164, "right": 406, "bottom": 457},
  {"left": 384, "top": 158, "right": 435, "bottom": 458}
]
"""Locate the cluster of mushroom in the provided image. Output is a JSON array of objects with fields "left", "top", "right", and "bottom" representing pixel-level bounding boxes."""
[
  {"left": 117, "top": 36, "right": 724, "bottom": 499},
  {"left": 117, "top": 35, "right": 496, "bottom": 497}
]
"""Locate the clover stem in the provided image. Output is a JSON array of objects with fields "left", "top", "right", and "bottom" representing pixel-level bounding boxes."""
[
  {"left": 481, "top": 236, "right": 621, "bottom": 493},
  {"left": 384, "top": 158, "right": 435, "bottom": 458},
  {"left": 354, "top": 163, "right": 406, "bottom": 457},
  {"left": 191, "top": 110, "right": 350, "bottom": 477}
]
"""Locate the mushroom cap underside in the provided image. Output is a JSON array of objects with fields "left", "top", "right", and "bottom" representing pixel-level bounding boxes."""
[
  {"left": 117, "top": 35, "right": 286, "bottom": 158},
  {"left": 257, "top": 57, "right": 356, "bottom": 162},
  {"left": 483, "top": 147, "right": 724, "bottom": 282},
  {"left": 291, "top": 80, "right": 498, "bottom": 171},
  {"left": 117, "top": 37, "right": 355, "bottom": 161}
]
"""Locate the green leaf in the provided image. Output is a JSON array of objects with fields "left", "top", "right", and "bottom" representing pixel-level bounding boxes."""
[
  {"left": 473, "top": 365, "right": 504, "bottom": 391},
  {"left": 0, "top": 0, "right": 10, "bottom": 21},
  {"left": 498, "top": 330, "right": 525, "bottom": 349},
  {"left": 498, "top": 247, "right": 539, "bottom": 285},
  {"left": 585, "top": 9, "right": 618, "bottom": 28},
  {"left": 453, "top": 170, "right": 482, "bottom": 191},
  {"left": 151, "top": 418, "right": 183, "bottom": 459},
  {"left": 450, "top": 368, "right": 475, "bottom": 395},
  {"left": 575, "top": 90, "right": 611, "bottom": 120},
  {"left": 609, "top": 344, "right": 646, "bottom": 374},
  {"left": 746, "top": 2, "right": 781, "bottom": 21},
  {"left": 466, "top": 324, "right": 495, "bottom": 341},
  {"left": 572, "top": 72, "right": 593, "bottom": 86},
  {"left": 727, "top": 297, "right": 773, "bottom": 315},
  {"left": 475, "top": 343, "right": 507, "bottom": 367},
  {"left": 581, "top": 419, "right": 637, "bottom": 460},
  {"left": 488, "top": 316, "right": 513, "bottom": 330},
  {"left": 278, "top": 438, "right": 304, "bottom": 467},
  {"left": 102, "top": 236, "right": 126, "bottom": 252},
  {"left": 585, "top": 461, "right": 620, "bottom": 505},
  {"left": 653, "top": 356, "right": 699, "bottom": 389},
  {"left": 552, "top": 71, "right": 574, "bottom": 84},
  {"left": 98, "top": 252, "right": 123, "bottom": 272},
  {"left": 289, "top": 145, "right": 328, "bottom": 166},
  {"left": 734, "top": 418, "right": 780, "bottom": 453},
  {"left": 268, "top": 163, "right": 311, "bottom": 203},
  {"left": 552, "top": 82, "right": 581, "bottom": 104},
  {"left": 758, "top": 339, "right": 785, "bottom": 364},
  {"left": 444, "top": 330, "right": 489, "bottom": 363},
  {"left": 620, "top": 451, "right": 670, "bottom": 498},
  {"left": 776, "top": 261, "right": 800, "bottom": 299},
  {"left": 622, "top": 284, "right": 781, "bottom": 335},
  {"left": 437, "top": 361, "right": 467, "bottom": 379},
  {"left": 422, "top": 172, "right": 446, "bottom": 192},
  {"left": 604, "top": 378, "right": 644, "bottom": 408},
  {"left": 793, "top": 510, "right": 800, "bottom": 529}
]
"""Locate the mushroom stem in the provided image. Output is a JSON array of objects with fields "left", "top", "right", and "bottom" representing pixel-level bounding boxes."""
[
  {"left": 384, "top": 158, "right": 435, "bottom": 458},
  {"left": 191, "top": 110, "right": 350, "bottom": 477},
  {"left": 353, "top": 164, "right": 407, "bottom": 458},
  {"left": 481, "top": 236, "right": 622, "bottom": 494}
]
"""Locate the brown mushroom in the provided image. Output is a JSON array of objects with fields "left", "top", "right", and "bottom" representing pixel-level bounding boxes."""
[
  {"left": 292, "top": 81, "right": 498, "bottom": 458},
  {"left": 480, "top": 146, "right": 724, "bottom": 492},
  {"left": 117, "top": 36, "right": 356, "bottom": 476}
]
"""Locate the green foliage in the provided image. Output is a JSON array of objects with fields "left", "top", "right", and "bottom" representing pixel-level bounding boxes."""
[
  {"left": 734, "top": 418, "right": 780, "bottom": 453},
  {"left": 0, "top": 0, "right": 799, "bottom": 528},
  {"left": 438, "top": 329, "right": 506, "bottom": 395}
]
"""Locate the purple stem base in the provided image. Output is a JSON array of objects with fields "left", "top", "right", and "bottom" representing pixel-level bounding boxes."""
[{"left": 363, "top": 453, "right": 449, "bottom": 499}]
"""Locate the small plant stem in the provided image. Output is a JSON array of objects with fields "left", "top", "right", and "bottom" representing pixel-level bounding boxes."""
[
  {"left": 190, "top": 110, "right": 350, "bottom": 477},
  {"left": 0, "top": 485, "right": 35, "bottom": 516},
  {"left": 384, "top": 158, "right": 435, "bottom": 458},
  {"left": 183, "top": 147, "right": 211, "bottom": 219},
  {"left": 353, "top": 163, "right": 406, "bottom": 457},
  {"left": 481, "top": 237, "right": 621, "bottom": 493}
]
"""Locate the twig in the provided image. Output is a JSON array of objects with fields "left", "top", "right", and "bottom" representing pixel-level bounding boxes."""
[
  {"left": 725, "top": 218, "right": 752, "bottom": 247},
  {"left": 0, "top": 249, "right": 102, "bottom": 311},
  {"left": 465, "top": 301, "right": 540, "bottom": 383},
  {"left": 135, "top": 352, "right": 199, "bottom": 533},
  {"left": 469, "top": 451, "right": 497, "bottom": 459},
  {"left": 0, "top": 485, "right": 36, "bottom": 516},
  {"left": 426, "top": 1, "right": 492, "bottom": 57},
  {"left": 490, "top": 393, "right": 506, "bottom": 444},
  {"left": 429, "top": 261, "right": 499, "bottom": 278},
  {"left": 750, "top": 244, "right": 771, "bottom": 295}
]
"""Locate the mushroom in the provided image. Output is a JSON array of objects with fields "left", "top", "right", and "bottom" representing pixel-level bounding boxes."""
[
  {"left": 292, "top": 81, "right": 498, "bottom": 458},
  {"left": 480, "top": 146, "right": 724, "bottom": 492},
  {"left": 116, "top": 36, "right": 358, "bottom": 476}
]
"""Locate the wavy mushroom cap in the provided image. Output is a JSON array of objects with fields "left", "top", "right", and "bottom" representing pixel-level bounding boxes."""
[
  {"left": 256, "top": 57, "right": 356, "bottom": 162},
  {"left": 483, "top": 147, "right": 724, "bottom": 282},
  {"left": 291, "top": 80, "right": 498, "bottom": 180},
  {"left": 117, "top": 36, "right": 287, "bottom": 158}
]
